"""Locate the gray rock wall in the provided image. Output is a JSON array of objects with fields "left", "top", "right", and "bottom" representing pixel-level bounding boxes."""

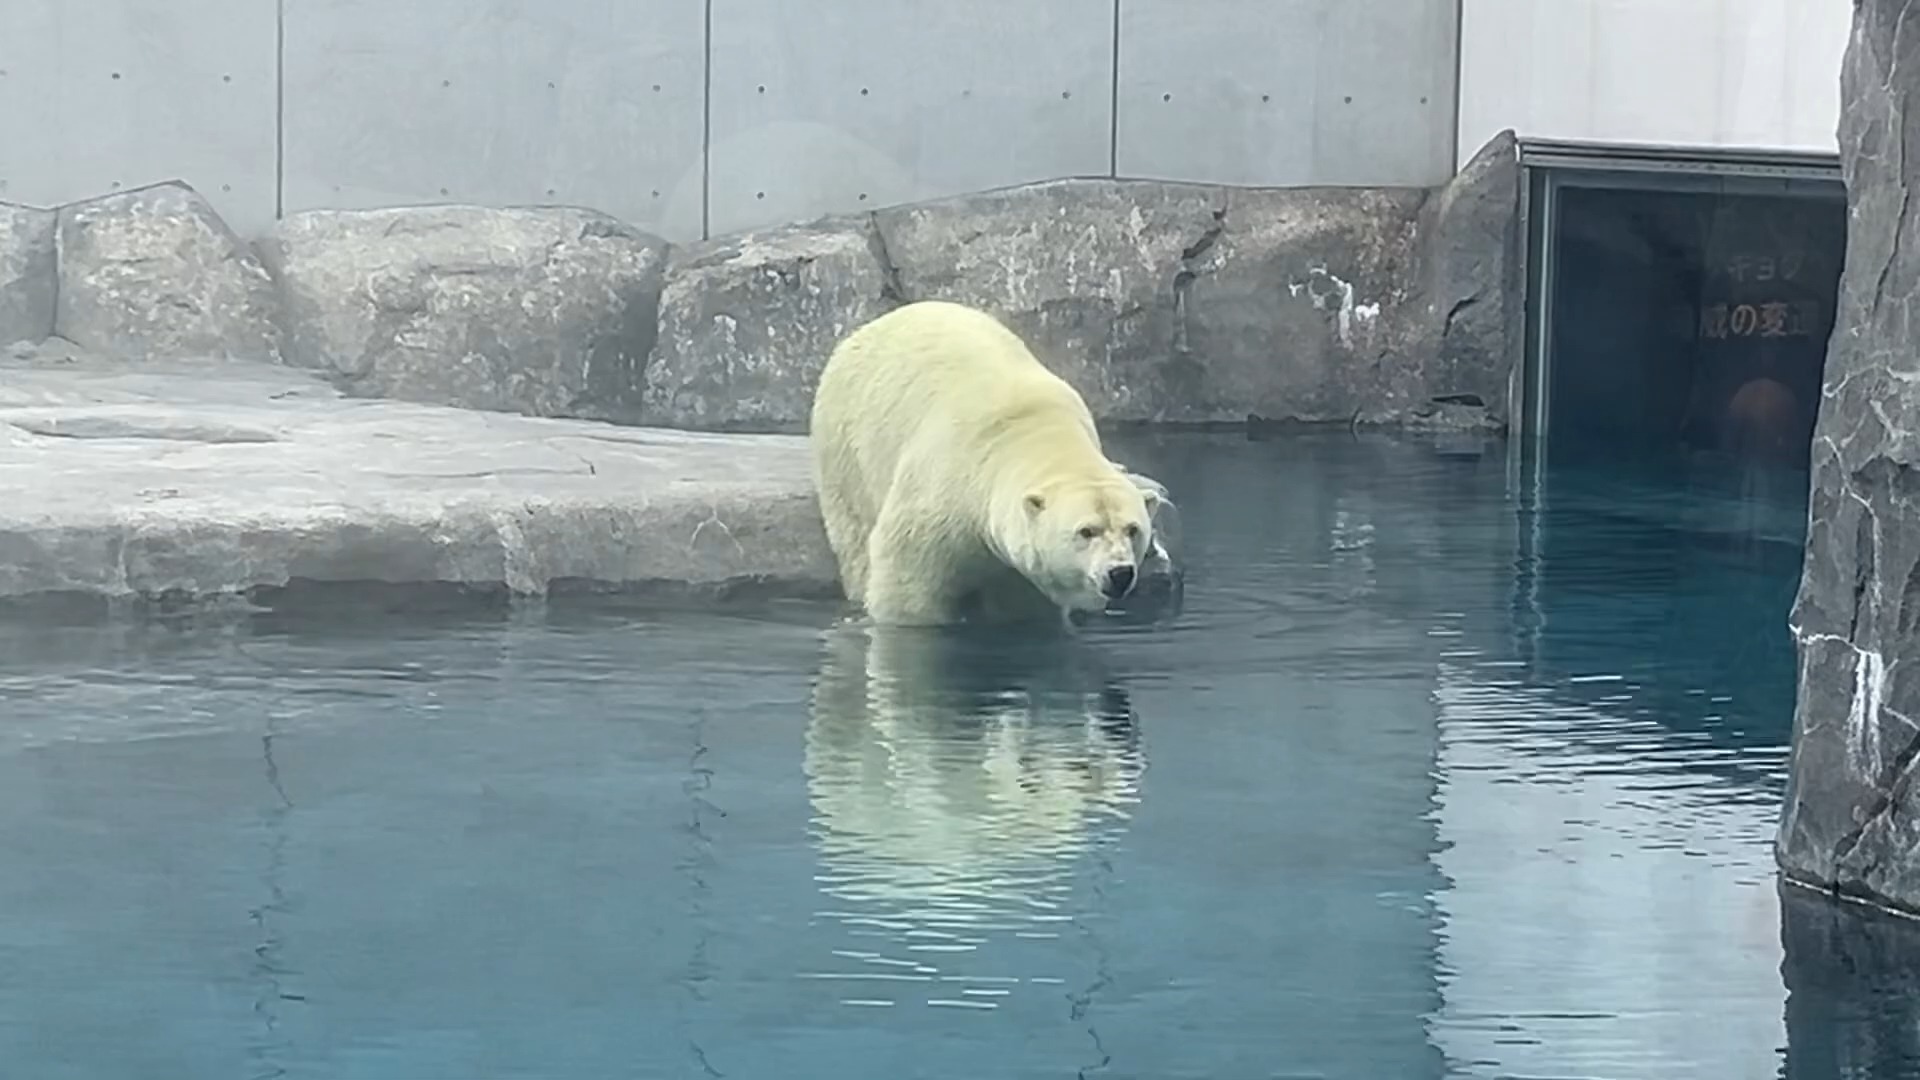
[
  {"left": 642, "top": 217, "right": 897, "bottom": 431},
  {"left": 260, "top": 205, "right": 668, "bottom": 417},
  {"left": 0, "top": 203, "right": 56, "bottom": 347},
  {"left": 1776, "top": 0, "right": 1920, "bottom": 915},
  {"left": 55, "top": 183, "right": 282, "bottom": 363},
  {"left": 0, "top": 132, "right": 1524, "bottom": 434}
]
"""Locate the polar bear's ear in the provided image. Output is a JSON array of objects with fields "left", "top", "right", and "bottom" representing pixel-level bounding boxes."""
[{"left": 1024, "top": 493, "right": 1047, "bottom": 515}]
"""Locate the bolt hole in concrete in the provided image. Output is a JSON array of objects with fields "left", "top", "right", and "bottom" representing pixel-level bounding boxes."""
[{"left": 0, "top": 415, "right": 1848, "bottom": 1077}]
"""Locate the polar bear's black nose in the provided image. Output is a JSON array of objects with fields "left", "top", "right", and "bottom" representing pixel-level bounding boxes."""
[{"left": 1103, "top": 564, "right": 1136, "bottom": 598}]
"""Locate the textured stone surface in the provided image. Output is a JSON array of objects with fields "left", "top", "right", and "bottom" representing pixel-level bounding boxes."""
[
  {"left": 1408, "top": 129, "right": 1525, "bottom": 427},
  {"left": 0, "top": 202, "right": 56, "bottom": 346},
  {"left": 853, "top": 169, "right": 1516, "bottom": 430},
  {"left": 876, "top": 179, "right": 1224, "bottom": 422},
  {"left": 0, "top": 354, "right": 832, "bottom": 604},
  {"left": 54, "top": 182, "right": 281, "bottom": 363},
  {"left": 0, "top": 348, "right": 1191, "bottom": 617},
  {"left": 1179, "top": 186, "right": 1430, "bottom": 424},
  {"left": 643, "top": 216, "right": 898, "bottom": 431},
  {"left": 1775, "top": 0, "right": 1920, "bottom": 914},
  {"left": 624, "top": 175, "right": 1501, "bottom": 434},
  {"left": 261, "top": 205, "right": 668, "bottom": 418}
]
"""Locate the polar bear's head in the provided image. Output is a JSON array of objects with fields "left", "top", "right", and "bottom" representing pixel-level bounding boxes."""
[{"left": 1014, "top": 475, "right": 1159, "bottom": 613}]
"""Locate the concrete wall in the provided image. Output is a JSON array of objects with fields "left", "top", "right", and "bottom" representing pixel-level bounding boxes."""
[
  {"left": 4, "top": 0, "right": 1460, "bottom": 242},
  {"left": 1457, "top": 0, "right": 1850, "bottom": 164},
  {"left": 4, "top": 0, "right": 1852, "bottom": 245}
]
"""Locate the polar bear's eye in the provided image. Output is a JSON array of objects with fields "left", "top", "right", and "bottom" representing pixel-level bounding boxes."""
[
  {"left": 1124, "top": 524, "right": 1141, "bottom": 539},
  {"left": 1077, "top": 526, "right": 1098, "bottom": 540}
]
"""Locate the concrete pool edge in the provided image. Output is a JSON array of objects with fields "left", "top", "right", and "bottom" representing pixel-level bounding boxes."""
[{"left": 0, "top": 358, "right": 842, "bottom": 609}]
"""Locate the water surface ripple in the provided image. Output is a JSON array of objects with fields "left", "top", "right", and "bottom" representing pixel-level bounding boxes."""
[{"left": 0, "top": 431, "right": 1903, "bottom": 1079}]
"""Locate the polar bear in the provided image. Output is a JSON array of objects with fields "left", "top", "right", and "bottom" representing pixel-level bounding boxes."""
[
  {"left": 809, "top": 300, "right": 1159, "bottom": 627},
  {"left": 1107, "top": 463, "right": 1186, "bottom": 622}
]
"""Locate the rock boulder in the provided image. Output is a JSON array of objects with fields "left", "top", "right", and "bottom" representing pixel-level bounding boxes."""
[
  {"left": 54, "top": 182, "right": 281, "bottom": 363},
  {"left": 262, "top": 205, "right": 669, "bottom": 418},
  {"left": 875, "top": 179, "right": 1224, "bottom": 422},
  {"left": 1775, "top": 0, "right": 1920, "bottom": 915},
  {"left": 1179, "top": 186, "right": 1430, "bottom": 424},
  {"left": 0, "top": 202, "right": 56, "bottom": 347},
  {"left": 1411, "top": 129, "right": 1525, "bottom": 428},
  {"left": 861, "top": 173, "right": 1516, "bottom": 429},
  {"left": 642, "top": 215, "right": 897, "bottom": 431}
]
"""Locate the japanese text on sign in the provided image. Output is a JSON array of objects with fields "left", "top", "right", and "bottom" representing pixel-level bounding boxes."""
[
  {"left": 1723, "top": 252, "right": 1807, "bottom": 283},
  {"left": 1699, "top": 300, "right": 1821, "bottom": 340}
]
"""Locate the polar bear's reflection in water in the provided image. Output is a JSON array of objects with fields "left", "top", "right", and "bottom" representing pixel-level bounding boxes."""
[{"left": 803, "top": 620, "right": 1144, "bottom": 989}]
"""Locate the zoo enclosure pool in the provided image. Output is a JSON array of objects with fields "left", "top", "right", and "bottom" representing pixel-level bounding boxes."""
[{"left": 0, "top": 430, "right": 1893, "bottom": 1080}]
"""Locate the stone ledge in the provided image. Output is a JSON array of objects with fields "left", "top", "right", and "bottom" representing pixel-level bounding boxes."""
[
  {"left": 0, "top": 348, "right": 835, "bottom": 605},
  {"left": 0, "top": 345, "right": 1185, "bottom": 614}
]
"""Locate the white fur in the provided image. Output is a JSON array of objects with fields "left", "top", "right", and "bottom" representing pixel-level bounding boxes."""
[{"left": 809, "top": 300, "right": 1158, "bottom": 627}]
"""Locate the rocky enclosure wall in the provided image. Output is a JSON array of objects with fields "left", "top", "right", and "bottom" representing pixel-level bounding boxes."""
[
  {"left": 0, "top": 134, "right": 1521, "bottom": 436},
  {"left": 1777, "top": 0, "right": 1920, "bottom": 916}
]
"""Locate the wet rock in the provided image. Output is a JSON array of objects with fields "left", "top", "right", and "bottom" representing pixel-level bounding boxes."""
[
  {"left": 1775, "top": 0, "right": 1920, "bottom": 914},
  {"left": 54, "top": 182, "right": 281, "bottom": 363},
  {"left": 875, "top": 179, "right": 1223, "bottom": 421},
  {"left": 642, "top": 215, "right": 897, "bottom": 431},
  {"left": 1396, "top": 394, "right": 1505, "bottom": 434},
  {"left": 262, "top": 205, "right": 668, "bottom": 418},
  {"left": 0, "top": 358, "right": 832, "bottom": 605},
  {"left": 0, "top": 202, "right": 56, "bottom": 347}
]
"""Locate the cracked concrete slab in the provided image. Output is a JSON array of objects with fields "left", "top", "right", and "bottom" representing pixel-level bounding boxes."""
[{"left": 0, "top": 346, "right": 835, "bottom": 605}]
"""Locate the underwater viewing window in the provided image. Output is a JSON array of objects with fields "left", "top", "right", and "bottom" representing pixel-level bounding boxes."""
[{"left": 1516, "top": 140, "right": 1847, "bottom": 476}]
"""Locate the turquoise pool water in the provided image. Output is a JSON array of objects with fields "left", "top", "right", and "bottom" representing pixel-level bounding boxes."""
[{"left": 0, "top": 431, "right": 1899, "bottom": 1079}]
